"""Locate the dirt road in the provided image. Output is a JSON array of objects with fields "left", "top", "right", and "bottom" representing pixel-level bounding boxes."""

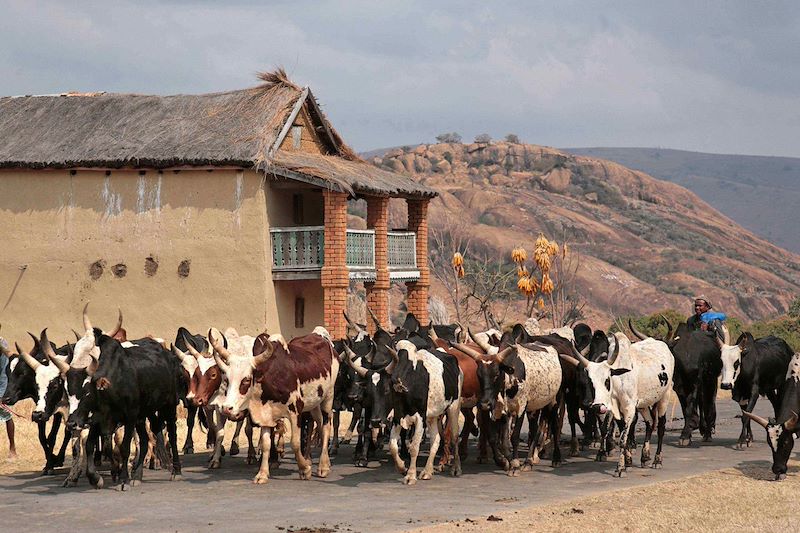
[{"left": 0, "top": 400, "right": 782, "bottom": 532}]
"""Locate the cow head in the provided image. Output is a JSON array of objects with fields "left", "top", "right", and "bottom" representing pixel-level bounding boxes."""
[
  {"left": 743, "top": 410, "right": 798, "bottom": 481},
  {"left": 344, "top": 342, "right": 393, "bottom": 432},
  {"left": 211, "top": 328, "right": 264, "bottom": 420},
  {"left": 575, "top": 330, "right": 610, "bottom": 409},
  {"left": 1, "top": 344, "right": 39, "bottom": 406},
  {"left": 720, "top": 332, "right": 751, "bottom": 390},
  {"left": 19, "top": 330, "right": 70, "bottom": 423},
  {"left": 452, "top": 340, "right": 516, "bottom": 420},
  {"left": 560, "top": 332, "right": 630, "bottom": 416}
]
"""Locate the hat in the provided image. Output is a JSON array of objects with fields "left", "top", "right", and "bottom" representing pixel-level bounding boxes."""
[{"left": 693, "top": 295, "right": 712, "bottom": 308}]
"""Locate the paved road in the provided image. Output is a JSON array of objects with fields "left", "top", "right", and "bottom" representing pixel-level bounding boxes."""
[{"left": 0, "top": 399, "right": 782, "bottom": 532}]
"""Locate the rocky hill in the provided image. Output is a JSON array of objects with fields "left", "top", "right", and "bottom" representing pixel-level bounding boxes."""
[
  {"left": 565, "top": 147, "right": 800, "bottom": 253},
  {"left": 367, "top": 142, "right": 800, "bottom": 323}
]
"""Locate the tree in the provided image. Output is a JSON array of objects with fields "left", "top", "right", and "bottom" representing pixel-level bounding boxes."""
[
  {"left": 474, "top": 133, "right": 492, "bottom": 144},
  {"left": 435, "top": 132, "right": 462, "bottom": 144},
  {"left": 789, "top": 296, "right": 800, "bottom": 318},
  {"left": 505, "top": 133, "right": 520, "bottom": 144}
]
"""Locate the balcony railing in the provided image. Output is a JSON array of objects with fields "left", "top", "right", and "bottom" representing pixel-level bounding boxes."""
[{"left": 270, "top": 226, "right": 418, "bottom": 278}]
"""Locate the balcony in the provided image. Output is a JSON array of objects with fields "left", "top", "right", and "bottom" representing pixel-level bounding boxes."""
[{"left": 270, "top": 226, "right": 419, "bottom": 281}]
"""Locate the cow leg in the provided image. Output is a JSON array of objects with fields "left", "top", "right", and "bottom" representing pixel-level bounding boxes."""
[
  {"left": 288, "top": 412, "right": 312, "bottom": 480},
  {"left": 615, "top": 416, "right": 632, "bottom": 477},
  {"left": 209, "top": 409, "right": 226, "bottom": 469},
  {"left": 548, "top": 404, "right": 563, "bottom": 467},
  {"left": 679, "top": 384, "right": 700, "bottom": 447},
  {"left": 230, "top": 418, "right": 244, "bottom": 457},
  {"left": 37, "top": 420, "right": 55, "bottom": 475},
  {"left": 114, "top": 423, "right": 136, "bottom": 490},
  {"left": 438, "top": 421, "right": 452, "bottom": 472},
  {"left": 254, "top": 426, "right": 274, "bottom": 484},
  {"left": 163, "top": 410, "right": 182, "bottom": 480},
  {"left": 353, "top": 406, "right": 369, "bottom": 467},
  {"left": 330, "top": 409, "right": 340, "bottom": 457},
  {"left": 523, "top": 411, "right": 540, "bottom": 471},
  {"left": 345, "top": 403, "right": 361, "bottom": 442},
  {"left": 313, "top": 405, "right": 333, "bottom": 478},
  {"left": 130, "top": 421, "right": 149, "bottom": 485},
  {"left": 403, "top": 415, "right": 425, "bottom": 485},
  {"left": 640, "top": 409, "right": 654, "bottom": 467},
  {"left": 62, "top": 430, "right": 85, "bottom": 487},
  {"left": 699, "top": 379, "right": 716, "bottom": 442},
  {"left": 421, "top": 416, "right": 444, "bottom": 480},
  {"left": 243, "top": 419, "right": 257, "bottom": 465},
  {"left": 183, "top": 404, "right": 196, "bottom": 455},
  {"left": 389, "top": 423, "right": 407, "bottom": 475},
  {"left": 85, "top": 425, "right": 104, "bottom": 489},
  {"left": 566, "top": 392, "right": 580, "bottom": 456},
  {"left": 476, "top": 410, "right": 489, "bottom": 463},
  {"left": 509, "top": 414, "right": 524, "bottom": 473},
  {"left": 459, "top": 408, "right": 474, "bottom": 460},
  {"left": 595, "top": 413, "right": 612, "bottom": 462},
  {"left": 738, "top": 395, "right": 758, "bottom": 448}
]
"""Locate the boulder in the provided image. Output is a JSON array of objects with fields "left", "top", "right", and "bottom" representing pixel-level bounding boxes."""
[{"left": 540, "top": 166, "right": 572, "bottom": 193}]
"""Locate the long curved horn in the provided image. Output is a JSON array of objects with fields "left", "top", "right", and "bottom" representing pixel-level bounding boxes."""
[
  {"left": 71, "top": 329, "right": 82, "bottom": 342},
  {"left": 172, "top": 344, "right": 191, "bottom": 365},
  {"left": 38, "top": 328, "right": 58, "bottom": 361},
  {"left": 469, "top": 328, "right": 492, "bottom": 353},
  {"left": 455, "top": 323, "right": 467, "bottom": 343},
  {"left": 343, "top": 312, "right": 365, "bottom": 334},
  {"left": 607, "top": 335, "right": 621, "bottom": 366},
  {"left": 579, "top": 343, "right": 591, "bottom": 357},
  {"left": 722, "top": 324, "right": 731, "bottom": 346},
  {"left": 384, "top": 344, "right": 399, "bottom": 363},
  {"left": 742, "top": 411, "right": 769, "bottom": 429},
  {"left": 16, "top": 341, "right": 41, "bottom": 371},
  {"left": 559, "top": 354, "right": 580, "bottom": 367},
  {"left": 207, "top": 328, "right": 230, "bottom": 362},
  {"left": 82, "top": 302, "right": 92, "bottom": 331},
  {"left": 628, "top": 319, "right": 647, "bottom": 341},
  {"left": 569, "top": 343, "right": 591, "bottom": 367},
  {"left": 181, "top": 333, "right": 202, "bottom": 359},
  {"left": 428, "top": 323, "right": 439, "bottom": 342},
  {"left": 660, "top": 315, "right": 674, "bottom": 343},
  {"left": 452, "top": 343, "right": 483, "bottom": 361},
  {"left": 344, "top": 344, "right": 369, "bottom": 378},
  {"left": 367, "top": 307, "right": 382, "bottom": 330},
  {"left": 495, "top": 346, "right": 514, "bottom": 365},
  {"left": 785, "top": 411, "right": 799, "bottom": 431},
  {"left": 108, "top": 308, "right": 123, "bottom": 337},
  {"left": 252, "top": 341, "right": 274, "bottom": 367}
]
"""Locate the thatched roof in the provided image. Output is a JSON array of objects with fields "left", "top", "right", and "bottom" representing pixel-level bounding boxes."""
[{"left": 0, "top": 70, "right": 434, "bottom": 198}]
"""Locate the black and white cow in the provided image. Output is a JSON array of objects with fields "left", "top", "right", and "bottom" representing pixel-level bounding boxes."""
[
  {"left": 350, "top": 339, "right": 463, "bottom": 484},
  {"left": 744, "top": 352, "right": 800, "bottom": 481},
  {"left": 561, "top": 332, "right": 674, "bottom": 477},
  {"left": 719, "top": 332, "right": 793, "bottom": 448}
]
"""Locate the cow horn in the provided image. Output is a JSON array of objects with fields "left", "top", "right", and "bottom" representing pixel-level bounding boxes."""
[
  {"left": 108, "top": 308, "right": 123, "bottom": 337},
  {"left": 455, "top": 323, "right": 467, "bottom": 343},
  {"left": 72, "top": 329, "right": 82, "bottom": 342},
  {"left": 742, "top": 411, "right": 769, "bottom": 429},
  {"left": 607, "top": 335, "right": 621, "bottom": 366},
  {"left": 628, "top": 319, "right": 647, "bottom": 341},
  {"left": 367, "top": 307, "right": 382, "bottom": 330},
  {"left": 44, "top": 333, "right": 70, "bottom": 374},
  {"left": 660, "top": 315, "right": 674, "bottom": 342},
  {"left": 343, "top": 312, "right": 364, "bottom": 334},
  {"left": 452, "top": 343, "right": 483, "bottom": 361},
  {"left": 384, "top": 344, "right": 399, "bottom": 362},
  {"left": 722, "top": 325, "right": 731, "bottom": 346},
  {"left": 469, "top": 328, "right": 492, "bottom": 353},
  {"left": 39, "top": 328, "right": 58, "bottom": 361},
  {"left": 428, "top": 323, "right": 439, "bottom": 342},
  {"left": 207, "top": 328, "right": 230, "bottom": 362},
  {"left": 82, "top": 302, "right": 92, "bottom": 331},
  {"left": 579, "top": 343, "right": 591, "bottom": 357},
  {"left": 495, "top": 346, "right": 514, "bottom": 365},
  {"left": 252, "top": 341, "right": 274, "bottom": 367},
  {"left": 182, "top": 333, "right": 202, "bottom": 359},
  {"left": 172, "top": 344, "right": 191, "bottom": 365},
  {"left": 344, "top": 344, "right": 369, "bottom": 378},
  {"left": 569, "top": 343, "right": 591, "bottom": 367},
  {"left": 785, "top": 411, "right": 799, "bottom": 431},
  {"left": 16, "top": 341, "right": 41, "bottom": 371},
  {"left": 559, "top": 354, "right": 581, "bottom": 367}
]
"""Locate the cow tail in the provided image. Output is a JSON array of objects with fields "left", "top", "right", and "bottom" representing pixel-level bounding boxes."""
[{"left": 198, "top": 408, "right": 208, "bottom": 433}]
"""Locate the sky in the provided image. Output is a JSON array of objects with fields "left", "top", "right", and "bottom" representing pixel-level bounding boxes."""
[{"left": 2, "top": 1, "right": 799, "bottom": 156}]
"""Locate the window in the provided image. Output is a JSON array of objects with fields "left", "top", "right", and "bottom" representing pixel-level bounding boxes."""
[
  {"left": 295, "top": 297, "right": 305, "bottom": 329},
  {"left": 292, "top": 193, "right": 304, "bottom": 224}
]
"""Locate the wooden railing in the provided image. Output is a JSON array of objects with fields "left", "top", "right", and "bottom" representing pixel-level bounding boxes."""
[{"left": 270, "top": 227, "right": 418, "bottom": 275}]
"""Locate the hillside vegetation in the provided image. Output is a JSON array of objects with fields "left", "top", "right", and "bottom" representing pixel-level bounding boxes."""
[
  {"left": 367, "top": 141, "right": 800, "bottom": 324},
  {"left": 565, "top": 147, "right": 800, "bottom": 253}
]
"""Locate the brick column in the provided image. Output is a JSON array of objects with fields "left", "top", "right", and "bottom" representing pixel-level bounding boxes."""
[
  {"left": 364, "top": 196, "right": 390, "bottom": 333},
  {"left": 321, "top": 190, "right": 349, "bottom": 339},
  {"left": 405, "top": 197, "right": 430, "bottom": 324}
]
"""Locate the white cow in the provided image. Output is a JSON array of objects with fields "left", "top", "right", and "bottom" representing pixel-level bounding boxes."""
[{"left": 561, "top": 332, "right": 674, "bottom": 476}]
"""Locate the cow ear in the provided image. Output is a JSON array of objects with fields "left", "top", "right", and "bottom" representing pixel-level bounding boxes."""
[{"left": 611, "top": 368, "right": 631, "bottom": 377}]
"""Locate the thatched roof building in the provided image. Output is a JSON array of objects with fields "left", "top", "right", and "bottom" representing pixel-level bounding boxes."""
[{"left": 0, "top": 70, "right": 435, "bottom": 199}]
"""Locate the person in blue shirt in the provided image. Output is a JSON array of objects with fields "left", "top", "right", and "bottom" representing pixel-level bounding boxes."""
[
  {"left": 686, "top": 296, "right": 726, "bottom": 341},
  {"left": 0, "top": 340, "right": 17, "bottom": 461}
]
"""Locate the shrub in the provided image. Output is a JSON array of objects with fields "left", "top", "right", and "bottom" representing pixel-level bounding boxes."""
[
  {"left": 475, "top": 133, "right": 492, "bottom": 144},
  {"left": 505, "top": 133, "right": 520, "bottom": 143},
  {"left": 436, "top": 132, "right": 462, "bottom": 144}
]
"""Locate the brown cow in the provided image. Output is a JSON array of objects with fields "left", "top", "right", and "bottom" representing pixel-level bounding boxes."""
[{"left": 212, "top": 327, "right": 338, "bottom": 484}]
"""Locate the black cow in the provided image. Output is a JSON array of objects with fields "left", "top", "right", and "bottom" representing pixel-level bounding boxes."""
[
  {"left": 720, "top": 332, "right": 794, "bottom": 448},
  {"left": 68, "top": 321, "right": 181, "bottom": 490},
  {"left": 2, "top": 334, "right": 71, "bottom": 475},
  {"left": 664, "top": 321, "right": 722, "bottom": 445},
  {"left": 744, "top": 353, "right": 800, "bottom": 480},
  {"left": 173, "top": 327, "right": 210, "bottom": 454}
]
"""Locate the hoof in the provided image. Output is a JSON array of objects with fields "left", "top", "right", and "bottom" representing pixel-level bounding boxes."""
[
  {"left": 678, "top": 438, "right": 691, "bottom": 447},
  {"left": 776, "top": 473, "right": 787, "bottom": 481},
  {"left": 170, "top": 474, "right": 182, "bottom": 481},
  {"left": 247, "top": 453, "right": 257, "bottom": 465},
  {"left": 230, "top": 442, "right": 240, "bottom": 456},
  {"left": 521, "top": 463, "right": 532, "bottom": 472},
  {"left": 130, "top": 479, "right": 140, "bottom": 487},
  {"left": 317, "top": 468, "right": 330, "bottom": 479},
  {"left": 403, "top": 476, "right": 417, "bottom": 485},
  {"left": 702, "top": 434, "right": 712, "bottom": 443},
  {"left": 420, "top": 471, "right": 432, "bottom": 480},
  {"left": 208, "top": 459, "right": 221, "bottom": 469},
  {"left": 595, "top": 453, "right": 607, "bottom": 462},
  {"left": 329, "top": 447, "right": 338, "bottom": 458},
  {"left": 183, "top": 447, "right": 194, "bottom": 455},
  {"left": 299, "top": 467, "right": 312, "bottom": 480},
  {"left": 551, "top": 460, "right": 562, "bottom": 468},
  {"left": 452, "top": 466, "right": 462, "bottom": 477},
  {"left": 355, "top": 458, "right": 369, "bottom": 468},
  {"left": 62, "top": 478, "right": 77, "bottom": 488},
  {"left": 616, "top": 469, "right": 626, "bottom": 478},
  {"left": 114, "top": 481, "right": 129, "bottom": 492},
  {"left": 253, "top": 474, "right": 269, "bottom": 484}
]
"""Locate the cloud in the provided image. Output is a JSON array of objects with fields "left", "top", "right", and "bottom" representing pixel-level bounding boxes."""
[{"left": 1, "top": 0, "right": 798, "bottom": 156}]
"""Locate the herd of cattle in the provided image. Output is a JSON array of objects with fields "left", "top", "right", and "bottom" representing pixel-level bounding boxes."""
[{"left": 1, "top": 304, "right": 798, "bottom": 491}]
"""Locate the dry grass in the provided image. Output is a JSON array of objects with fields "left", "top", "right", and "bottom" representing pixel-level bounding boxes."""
[{"left": 413, "top": 463, "right": 800, "bottom": 533}]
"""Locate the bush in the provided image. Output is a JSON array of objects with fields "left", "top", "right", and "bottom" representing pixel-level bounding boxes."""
[
  {"left": 474, "top": 133, "right": 492, "bottom": 144},
  {"left": 789, "top": 297, "right": 800, "bottom": 318},
  {"left": 436, "top": 132, "right": 462, "bottom": 144},
  {"left": 505, "top": 133, "right": 520, "bottom": 143}
]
